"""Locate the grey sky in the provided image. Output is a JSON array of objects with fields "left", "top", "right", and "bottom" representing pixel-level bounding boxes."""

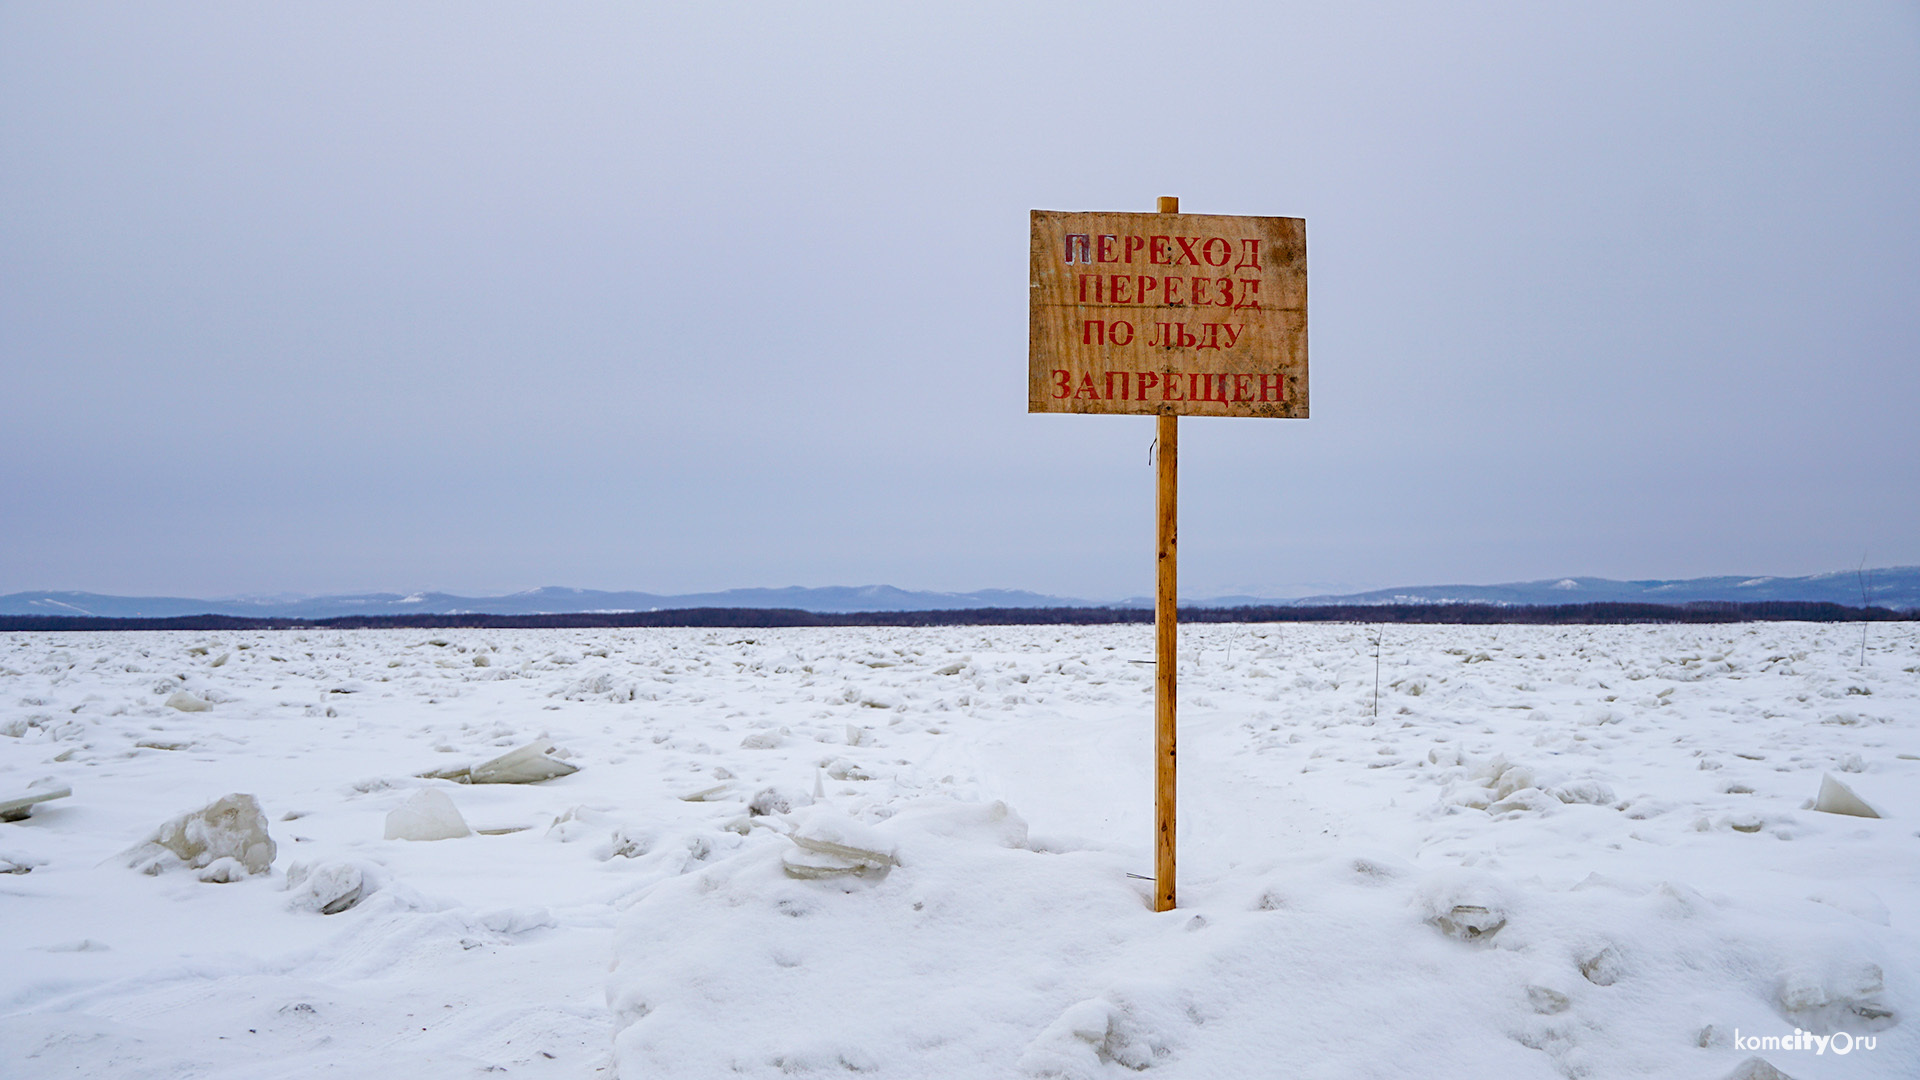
[{"left": 4, "top": 2, "right": 1917, "bottom": 601}]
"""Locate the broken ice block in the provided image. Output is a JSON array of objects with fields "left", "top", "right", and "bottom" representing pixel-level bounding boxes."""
[
  {"left": 471, "top": 740, "right": 579, "bottom": 784},
  {"left": 419, "top": 739, "right": 579, "bottom": 784},
  {"left": 1428, "top": 904, "right": 1506, "bottom": 941},
  {"left": 1812, "top": 774, "right": 1881, "bottom": 819},
  {"left": 384, "top": 788, "right": 472, "bottom": 841},
  {"left": 125, "top": 793, "right": 276, "bottom": 877},
  {"left": 0, "top": 778, "right": 71, "bottom": 822},
  {"left": 287, "top": 861, "right": 368, "bottom": 914},
  {"left": 780, "top": 809, "right": 897, "bottom": 880}
]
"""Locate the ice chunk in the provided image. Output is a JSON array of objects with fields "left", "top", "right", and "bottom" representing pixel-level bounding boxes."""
[
  {"left": 1419, "top": 870, "right": 1510, "bottom": 942},
  {"left": 1349, "top": 855, "right": 1408, "bottom": 883},
  {"left": 1430, "top": 904, "right": 1506, "bottom": 941},
  {"left": 384, "top": 788, "right": 471, "bottom": 841},
  {"left": 824, "top": 758, "right": 871, "bottom": 781},
  {"left": 1525, "top": 985, "right": 1571, "bottom": 1014},
  {"left": 0, "top": 778, "right": 71, "bottom": 822},
  {"left": 600, "top": 828, "right": 649, "bottom": 860},
  {"left": 1487, "top": 787, "right": 1558, "bottom": 815},
  {"left": 1776, "top": 962, "right": 1895, "bottom": 1033},
  {"left": 1, "top": 850, "right": 44, "bottom": 874},
  {"left": 125, "top": 793, "right": 276, "bottom": 877},
  {"left": 1579, "top": 945, "right": 1624, "bottom": 986},
  {"left": 749, "top": 786, "right": 807, "bottom": 817},
  {"left": 789, "top": 812, "right": 896, "bottom": 866},
  {"left": 470, "top": 740, "right": 579, "bottom": 784},
  {"left": 419, "top": 739, "right": 579, "bottom": 784},
  {"left": 781, "top": 845, "right": 883, "bottom": 880},
  {"left": 197, "top": 856, "right": 250, "bottom": 883},
  {"left": 678, "top": 783, "right": 733, "bottom": 803},
  {"left": 781, "top": 808, "right": 897, "bottom": 880},
  {"left": 1475, "top": 755, "right": 1536, "bottom": 799},
  {"left": 547, "top": 804, "right": 615, "bottom": 843},
  {"left": 1549, "top": 779, "right": 1617, "bottom": 805},
  {"left": 286, "top": 860, "right": 369, "bottom": 914},
  {"left": 164, "top": 691, "right": 212, "bottom": 712},
  {"left": 1812, "top": 774, "right": 1880, "bottom": 818}
]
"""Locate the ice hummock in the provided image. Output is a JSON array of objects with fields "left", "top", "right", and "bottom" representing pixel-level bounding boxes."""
[{"left": 123, "top": 792, "right": 276, "bottom": 878}]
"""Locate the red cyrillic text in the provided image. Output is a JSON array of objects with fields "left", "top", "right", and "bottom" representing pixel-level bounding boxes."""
[
  {"left": 1080, "top": 320, "right": 1136, "bottom": 345},
  {"left": 1048, "top": 370, "right": 1288, "bottom": 403},
  {"left": 1073, "top": 273, "right": 1261, "bottom": 310},
  {"left": 1147, "top": 322, "right": 1245, "bottom": 350},
  {"left": 1061, "top": 232, "right": 1267, "bottom": 277}
]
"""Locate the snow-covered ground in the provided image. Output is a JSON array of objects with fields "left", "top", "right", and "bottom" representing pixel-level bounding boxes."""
[{"left": 1, "top": 623, "right": 1915, "bottom": 1079}]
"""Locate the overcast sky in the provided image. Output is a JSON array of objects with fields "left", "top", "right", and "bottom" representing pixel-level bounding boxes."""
[{"left": 3, "top": 2, "right": 1917, "bottom": 601}]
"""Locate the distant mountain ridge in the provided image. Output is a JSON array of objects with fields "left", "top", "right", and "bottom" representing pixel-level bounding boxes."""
[
  {"left": 1289, "top": 567, "right": 1920, "bottom": 610},
  {"left": 0, "top": 585, "right": 1093, "bottom": 619},
  {"left": 3, "top": 567, "right": 1914, "bottom": 619}
]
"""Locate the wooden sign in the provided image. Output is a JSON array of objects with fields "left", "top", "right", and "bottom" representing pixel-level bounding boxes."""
[
  {"left": 1028, "top": 210, "right": 1307, "bottom": 418},
  {"left": 1029, "top": 198, "right": 1308, "bottom": 914}
]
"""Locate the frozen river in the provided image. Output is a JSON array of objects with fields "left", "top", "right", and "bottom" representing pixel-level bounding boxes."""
[{"left": 2, "top": 623, "right": 1915, "bottom": 1078}]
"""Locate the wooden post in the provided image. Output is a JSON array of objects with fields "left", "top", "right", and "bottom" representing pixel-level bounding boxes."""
[
  {"left": 1029, "top": 196, "right": 1307, "bottom": 911},
  {"left": 1154, "top": 194, "right": 1179, "bottom": 912}
]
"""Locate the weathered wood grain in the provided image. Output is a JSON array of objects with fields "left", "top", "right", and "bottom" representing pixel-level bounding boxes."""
[{"left": 1155, "top": 410, "right": 1177, "bottom": 912}]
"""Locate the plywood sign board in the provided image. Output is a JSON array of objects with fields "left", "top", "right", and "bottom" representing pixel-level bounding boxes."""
[{"left": 1029, "top": 210, "right": 1307, "bottom": 418}]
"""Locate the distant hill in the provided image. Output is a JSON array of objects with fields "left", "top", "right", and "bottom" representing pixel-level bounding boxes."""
[
  {"left": 1291, "top": 567, "right": 1920, "bottom": 610},
  {"left": 3, "top": 567, "right": 1913, "bottom": 619},
  {"left": 0, "top": 585, "right": 1097, "bottom": 619}
]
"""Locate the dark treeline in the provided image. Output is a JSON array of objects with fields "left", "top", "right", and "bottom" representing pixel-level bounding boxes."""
[{"left": 1, "top": 601, "right": 1912, "bottom": 633}]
